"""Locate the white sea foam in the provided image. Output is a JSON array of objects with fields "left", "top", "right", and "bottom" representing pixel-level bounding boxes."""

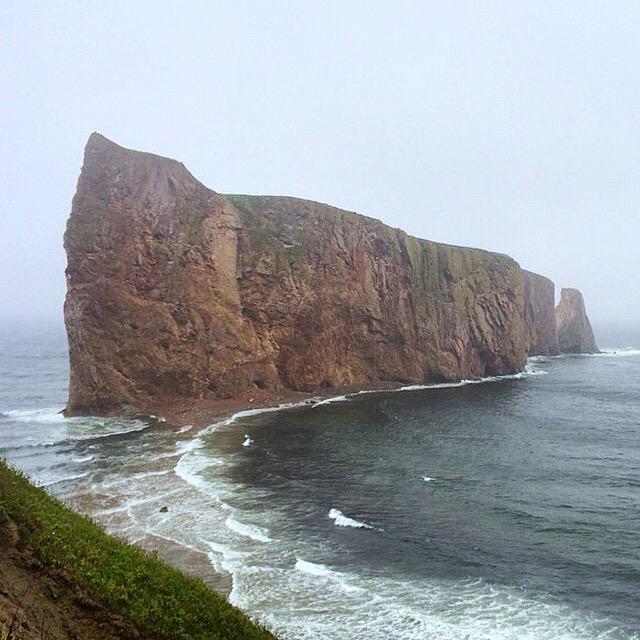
[
  {"left": 225, "top": 516, "right": 272, "bottom": 542},
  {"left": 175, "top": 437, "right": 204, "bottom": 455},
  {"left": 539, "top": 348, "right": 640, "bottom": 360},
  {"left": 523, "top": 362, "right": 549, "bottom": 376},
  {"left": 142, "top": 530, "right": 208, "bottom": 557},
  {"left": 38, "top": 471, "right": 90, "bottom": 487},
  {"left": 328, "top": 508, "right": 375, "bottom": 530},
  {"left": 231, "top": 566, "right": 636, "bottom": 640},
  {"left": 307, "top": 365, "right": 548, "bottom": 412},
  {"left": 205, "top": 551, "right": 225, "bottom": 576},
  {"left": 72, "top": 454, "right": 94, "bottom": 463},
  {"left": 92, "top": 488, "right": 184, "bottom": 517},
  {"left": 173, "top": 402, "right": 315, "bottom": 496},
  {"left": 312, "top": 395, "right": 348, "bottom": 408},
  {"left": 154, "top": 450, "right": 182, "bottom": 460},
  {"left": 98, "top": 469, "right": 171, "bottom": 489},
  {"left": 295, "top": 558, "right": 334, "bottom": 576},
  {"left": 527, "top": 355, "right": 550, "bottom": 363},
  {"left": 174, "top": 443, "right": 221, "bottom": 494},
  {"left": 71, "top": 422, "right": 150, "bottom": 441},
  {"left": 3, "top": 408, "right": 66, "bottom": 423},
  {"left": 294, "top": 558, "right": 362, "bottom": 593},
  {"left": 594, "top": 348, "right": 640, "bottom": 357},
  {"left": 242, "top": 434, "right": 254, "bottom": 447},
  {"left": 203, "top": 539, "right": 246, "bottom": 560},
  {"left": 11, "top": 415, "right": 150, "bottom": 447},
  {"left": 194, "top": 401, "right": 313, "bottom": 440},
  {"left": 202, "top": 539, "right": 247, "bottom": 574},
  {"left": 177, "top": 424, "right": 193, "bottom": 434}
]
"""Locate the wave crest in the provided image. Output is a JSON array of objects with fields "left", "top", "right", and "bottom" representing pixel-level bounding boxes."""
[
  {"left": 328, "top": 508, "right": 375, "bottom": 530},
  {"left": 225, "top": 516, "right": 272, "bottom": 542}
]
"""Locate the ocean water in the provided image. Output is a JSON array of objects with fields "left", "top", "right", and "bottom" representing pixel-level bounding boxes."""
[{"left": 1, "top": 320, "right": 639, "bottom": 640}]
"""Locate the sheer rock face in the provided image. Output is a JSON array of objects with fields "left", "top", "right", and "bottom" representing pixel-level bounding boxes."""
[
  {"left": 65, "top": 134, "right": 544, "bottom": 415},
  {"left": 64, "top": 134, "right": 264, "bottom": 414},
  {"left": 522, "top": 270, "right": 560, "bottom": 356},
  {"left": 555, "top": 288, "right": 599, "bottom": 354}
]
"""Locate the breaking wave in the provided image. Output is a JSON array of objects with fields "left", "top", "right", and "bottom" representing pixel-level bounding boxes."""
[
  {"left": 225, "top": 516, "right": 272, "bottom": 542},
  {"left": 328, "top": 508, "right": 375, "bottom": 530}
]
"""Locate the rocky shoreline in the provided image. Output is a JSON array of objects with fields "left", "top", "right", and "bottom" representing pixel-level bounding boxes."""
[{"left": 140, "top": 381, "right": 413, "bottom": 429}]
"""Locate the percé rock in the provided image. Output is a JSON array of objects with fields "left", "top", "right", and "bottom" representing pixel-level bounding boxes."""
[
  {"left": 64, "top": 134, "right": 556, "bottom": 415},
  {"left": 555, "top": 288, "right": 599, "bottom": 354},
  {"left": 522, "top": 270, "right": 560, "bottom": 356}
]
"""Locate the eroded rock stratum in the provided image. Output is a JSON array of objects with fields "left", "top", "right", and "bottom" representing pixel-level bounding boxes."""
[{"left": 64, "top": 134, "right": 596, "bottom": 415}]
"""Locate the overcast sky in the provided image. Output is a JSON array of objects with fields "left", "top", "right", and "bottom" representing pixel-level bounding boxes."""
[{"left": 2, "top": 1, "right": 639, "bottom": 327}]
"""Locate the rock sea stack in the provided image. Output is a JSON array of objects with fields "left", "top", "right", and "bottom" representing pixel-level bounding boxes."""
[
  {"left": 555, "top": 288, "right": 599, "bottom": 354},
  {"left": 63, "top": 134, "right": 596, "bottom": 415}
]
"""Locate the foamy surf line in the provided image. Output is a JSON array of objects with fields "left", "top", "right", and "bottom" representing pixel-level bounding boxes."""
[
  {"left": 0, "top": 408, "right": 151, "bottom": 447},
  {"left": 175, "top": 399, "right": 323, "bottom": 493},
  {"left": 225, "top": 516, "right": 272, "bottom": 542},
  {"left": 35, "top": 423, "right": 150, "bottom": 447},
  {"left": 530, "top": 348, "right": 640, "bottom": 360},
  {"left": 163, "top": 361, "right": 554, "bottom": 631},
  {"left": 590, "top": 348, "right": 640, "bottom": 357},
  {"left": 37, "top": 471, "right": 90, "bottom": 487},
  {"left": 295, "top": 558, "right": 363, "bottom": 593},
  {"left": 1, "top": 408, "right": 67, "bottom": 423},
  {"left": 176, "top": 359, "right": 547, "bottom": 452},
  {"left": 176, "top": 364, "right": 549, "bottom": 485},
  {"left": 310, "top": 363, "right": 547, "bottom": 409}
]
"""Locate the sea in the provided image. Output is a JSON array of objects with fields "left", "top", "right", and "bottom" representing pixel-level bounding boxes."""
[{"left": 1, "top": 320, "right": 639, "bottom": 640}]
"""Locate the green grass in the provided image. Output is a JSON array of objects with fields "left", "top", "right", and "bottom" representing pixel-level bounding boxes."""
[{"left": 0, "top": 461, "right": 277, "bottom": 640}]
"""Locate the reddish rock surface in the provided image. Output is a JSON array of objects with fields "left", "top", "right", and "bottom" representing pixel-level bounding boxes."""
[
  {"left": 522, "top": 270, "right": 560, "bottom": 356},
  {"left": 555, "top": 288, "right": 599, "bottom": 354},
  {"left": 63, "top": 134, "right": 587, "bottom": 415}
]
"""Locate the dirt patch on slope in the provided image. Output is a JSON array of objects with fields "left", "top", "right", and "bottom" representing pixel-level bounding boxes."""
[{"left": 0, "top": 515, "right": 143, "bottom": 640}]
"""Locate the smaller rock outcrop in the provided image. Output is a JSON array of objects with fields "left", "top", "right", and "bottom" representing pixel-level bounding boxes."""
[
  {"left": 555, "top": 288, "right": 599, "bottom": 354},
  {"left": 522, "top": 270, "right": 560, "bottom": 356}
]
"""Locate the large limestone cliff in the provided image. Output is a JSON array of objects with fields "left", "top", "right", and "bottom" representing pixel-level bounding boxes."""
[
  {"left": 555, "top": 288, "right": 599, "bottom": 354},
  {"left": 522, "top": 270, "right": 560, "bottom": 356},
  {"left": 64, "top": 134, "right": 566, "bottom": 415}
]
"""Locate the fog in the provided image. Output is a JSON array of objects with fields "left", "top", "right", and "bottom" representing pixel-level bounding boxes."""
[{"left": 2, "top": 1, "right": 639, "bottom": 328}]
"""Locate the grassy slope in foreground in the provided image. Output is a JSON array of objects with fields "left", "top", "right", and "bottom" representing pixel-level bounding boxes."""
[{"left": 0, "top": 461, "right": 277, "bottom": 640}]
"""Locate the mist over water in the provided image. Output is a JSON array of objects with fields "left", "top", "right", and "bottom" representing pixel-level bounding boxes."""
[{"left": 1, "top": 322, "right": 639, "bottom": 639}]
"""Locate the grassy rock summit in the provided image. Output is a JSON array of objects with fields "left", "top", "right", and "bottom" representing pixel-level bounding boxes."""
[{"left": 64, "top": 134, "right": 596, "bottom": 415}]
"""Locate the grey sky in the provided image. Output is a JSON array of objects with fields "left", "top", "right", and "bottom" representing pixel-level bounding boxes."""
[{"left": 2, "top": 1, "right": 639, "bottom": 326}]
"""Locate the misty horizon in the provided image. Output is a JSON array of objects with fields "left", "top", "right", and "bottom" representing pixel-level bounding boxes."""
[{"left": 2, "top": 2, "right": 640, "bottom": 327}]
